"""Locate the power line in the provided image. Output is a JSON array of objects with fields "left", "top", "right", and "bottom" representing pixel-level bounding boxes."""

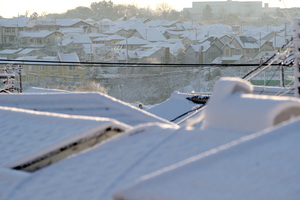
[{"left": 0, "top": 58, "right": 287, "bottom": 67}]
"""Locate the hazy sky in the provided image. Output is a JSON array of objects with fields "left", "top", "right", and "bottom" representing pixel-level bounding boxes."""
[{"left": 0, "top": 0, "right": 298, "bottom": 18}]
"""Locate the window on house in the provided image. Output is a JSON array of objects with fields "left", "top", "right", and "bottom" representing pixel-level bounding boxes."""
[
  {"left": 69, "top": 66, "right": 76, "bottom": 71},
  {"left": 52, "top": 66, "right": 58, "bottom": 71},
  {"left": 28, "top": 66, "right": 36, "bottom": 72},
  {"left": 40, "top": 66, "right": 45, "bottom": 71},
  {"left": 226, "top": 49, "right": 230, "bottom": 56}
]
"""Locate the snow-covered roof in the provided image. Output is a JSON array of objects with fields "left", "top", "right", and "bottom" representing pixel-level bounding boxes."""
[
  {"left": 137, "top": 47, "right": 162, "bottom": 58},
  {"left": 0, "top": 168, "right": 29, "bottom": 200},
  {"left": 17, "top": 48, "right": 39, "bottom": 55},
  {"left": 71, "top": 35, "right": 92, "bottom": 44},
  {"left": 116, "top": 36, "right": 150, "bottom": 45},
  {"left": 0, "top": 17, "right": 29, "bottom": 28},
  {"left": 234, "top": 36, "right": 259, "bottom": 49},
  {"left": 0, "top": 106, "right": 130, "bottom": 169},
  {"left": 0, "top": 92, "right": 172, "bottom": 126},
  {"left": 59, "top": 27, "right": 84, "bottom": 35},
  {"left": 200, "top": 77, "right": 300, "bottom": 133},
  {"left": 221, "top": 55, "right": 243, "bottom": 61},
  {"left": 52, "top": 19, "right": 87, "bottom": 27},
  {"left": 148, "top": 91, "right": 202, "bottom": 123},
  {"left": 114, "top": 116, "right": 300, "bottom": 200},
  {"left": 57, "top": 52, "right": 80, "bottom": 62},
  {"left": 19, "top": 30, "right": 57, "bottom": 38},
  {"left": 3, "top": 78, "right": 300, "bottom": 200},
  {"left": 0, "top": 49, "right": 23, "bottom": 55},
  {"left": 135, "top": 27, "right": 166, "bottom": 42},
  {"left": 24, "top": 87, "right": 69, "bottom": 93}
]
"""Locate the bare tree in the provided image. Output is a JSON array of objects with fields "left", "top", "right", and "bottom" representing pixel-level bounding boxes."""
[{"left": 155, "top": 2, "right": 173, "bottom": 18}]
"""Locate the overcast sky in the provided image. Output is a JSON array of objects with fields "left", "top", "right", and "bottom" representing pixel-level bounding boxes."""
[{"left": 0, "top": 0, "right": 298, "bottom": 18}]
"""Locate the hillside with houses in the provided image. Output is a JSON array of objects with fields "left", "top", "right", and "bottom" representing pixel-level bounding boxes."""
[
  {"left": 0, "top": 15, "right": 295, "bottom": 104},
  {"left": 0, "top": 17, "right": 293, "bottom": 64}
]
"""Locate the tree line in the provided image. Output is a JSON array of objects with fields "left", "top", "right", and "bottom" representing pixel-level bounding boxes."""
[{"left": 44, "top": 0, "right": 190, "bottom": 21}]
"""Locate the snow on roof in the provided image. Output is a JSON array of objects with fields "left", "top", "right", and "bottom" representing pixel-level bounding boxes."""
[
  {"left": 137, "top": 47, "right": 162, "bottom": 58},
  {"left": 114, "top": 117, "right": 300, "bottom": 200},
  {"left": 0, "top": 92, "right": 172, "bottom": 126},
  {"left": 7, "top": 119, "right": 252, "bottom": 200},
  {"left": 0, "top": 106, "right": 130, "bottom": 168},
  {"left": 221, "top": 55, "right": 243, "bottom": 61},
  {"left": 9, "top": 55, "right": 58, "bottom": 65},
  {"left": 17, "top": 48, "right": 39, "bottom": 55},
  {"left": 19, "top": 30, "right": 57, "bottom": 38},
  {"left": 135, "top": 27, "right": 166, "bottom": 42},
  {"left": 234, "top": 36, "right": 259, "bottom": 49},
  {"left": 4, "top": 78, "right": 300, "bottom": 200},
  {"left": 72, "top": 35, "right": 92, "bottom": 44},
  {"left": 57, "top": 52, "right": 80, "bottom": 62},
  {"left": 147, "top": 91, "right": 202, "bottom": 123},
  {"left": 117, "top": 36, "right": 150, "bottom": 45},
  {"left": 141, "top": 42, "right": 184, "bottom": 54},
  {"left": 24, "top": 87, "right": 69, "bottom": 93},
  {"left": 59, "top": 27, "right": 84, "bottom": 35},
  {"left": 0, "top": 168, "right": 29, "bottom": 200},
  {"left": 200, "top": 77, "right": 300, "bottom": 133},
  {"left": 0, "top": 17, "right": 28, "bottom": 28},
  {"left": 54, "top": 19, "right": 86, "bottom": 27},
  {"left": 0, "top": 49, "right": 23, "bottom": 55}
]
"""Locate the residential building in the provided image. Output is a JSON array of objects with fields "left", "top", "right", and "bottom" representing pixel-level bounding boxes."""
[
  {"left": 20, "top": 52, "right": 85, "bottom": 84},
  {"left": 184, "top": 0, "right": 264, "bottom": 20}
]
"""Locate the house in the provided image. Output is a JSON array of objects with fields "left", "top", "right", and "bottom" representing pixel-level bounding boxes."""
[
  {"left": 116, "top": 36, "right": 149, "bottom": 51},
  {"left": 0, "top": 49, "right": 23, "bottom": 59},
  {"left": 138, "top": 47, "right": 173, "bottom": 63},
  {"left": 18, "top": 30, "right": 63, "bottom": 48},
  {"left": 18, "top": 52, "right": 85, "bottom": 84},
  {"left": 140, "top": 42, "right": 185, "bottom": 63},
  {"left": 59, "top": 35, "right": 92, "bottom": 60},
  {"left": 230, "top": 36, "right": 260, "bottom": 60},
  {"left": 183, "top": 37, "right": 223, "bottom": 64},
  {"left": 28, "top": 19, "right": 93, "bottom": 32},
  {"left": 0, "top": 17, "right": 29, "bottom": 47}
]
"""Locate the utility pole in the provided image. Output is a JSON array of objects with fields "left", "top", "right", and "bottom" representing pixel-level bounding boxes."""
[
  {"left": 18, "top": 65, "right": 23, "bottom": 93},
  {"left": 293, "top": 18, "right": 300, "bottom": 97}
]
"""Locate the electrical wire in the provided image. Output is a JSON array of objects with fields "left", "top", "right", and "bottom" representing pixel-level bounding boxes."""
[{"left": 0, "top": 58, "right": 283, "bottom": 67}]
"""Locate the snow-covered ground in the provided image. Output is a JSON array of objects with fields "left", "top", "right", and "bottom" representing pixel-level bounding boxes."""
[{"left": 1, "top": 77, "right": 300, "bottom": 200}]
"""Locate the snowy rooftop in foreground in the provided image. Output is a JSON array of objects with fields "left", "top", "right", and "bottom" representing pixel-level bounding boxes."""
[
  {"left": 0, "top": 106, "right": 130, "bottom": 168},
  {"left": 2, "top": 78, "right": 300, "bottom": 200},
  {"left": 115, "top": 118, "right": 300, "bottom": 200},
  {"left": 147, "top": 91, "right": 203, "bottom": 123},
  {"left": 0, "top": 91, "right": 173, "bottom": 126}
]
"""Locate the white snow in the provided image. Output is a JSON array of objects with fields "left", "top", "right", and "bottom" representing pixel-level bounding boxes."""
[
  {"left": 200, "top": 77, "right": 300, "bottom": 133},
  {"left": 0, "top": 106, "right": 130, "bottom": 168},
  {"left": 147, "top": 91, "right": 203, "bottom": 123},
  {"left": 114, "top": 117, "right": 300, "bottom": 200},
  {"left": 1, "top": 78, "right": 300, "bottom": 200},
  {"left": 0, "top": 92, "right": 172, "bottom": 126},
  {"left": 0, "top": 168, "right": 29, "bottom": 200}
]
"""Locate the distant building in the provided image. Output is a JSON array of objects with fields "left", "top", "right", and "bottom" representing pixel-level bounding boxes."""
[{"left": 184, "top": 0, "right": 263, "bottom": 20}]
